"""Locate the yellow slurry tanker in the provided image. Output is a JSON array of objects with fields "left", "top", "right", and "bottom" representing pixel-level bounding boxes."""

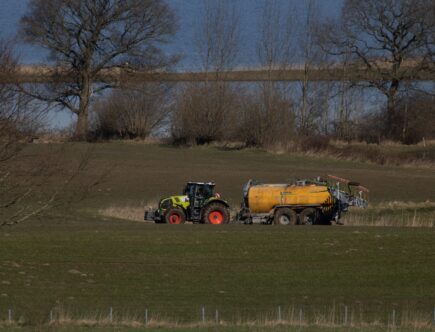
[{"left": 237, "top": 175, "right": 368, "bottom": 225}]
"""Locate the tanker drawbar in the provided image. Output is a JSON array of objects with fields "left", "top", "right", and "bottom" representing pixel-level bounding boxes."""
[{"left": 237, "top": 175, "right": 368, "bottom": 225}]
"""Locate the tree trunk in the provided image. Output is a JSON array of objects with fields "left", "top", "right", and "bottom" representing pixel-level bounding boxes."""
[
  {"left": 386, "top": 79, "right": 399, "bottom": 140},
  {"left": 74, "top": 110, "right": 88, "bottom": 141},
  {"left": 300, "top": 62, "right": 308, "bottom": 135},
  {"left": 73, "top": 75, "right": 91, "bottom": 141}
]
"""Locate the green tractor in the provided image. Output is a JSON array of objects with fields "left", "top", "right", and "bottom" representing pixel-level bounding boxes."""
[{"left": 144, "top": 182, "right": 231, "bottom": 224}]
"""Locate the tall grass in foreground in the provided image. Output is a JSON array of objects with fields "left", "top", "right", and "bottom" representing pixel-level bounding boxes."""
[
  {"left": 100, "top": 206, "right": 149, "bottom": 222},
  {"left": 344, "top": 201, "right": 435, "bottom": 227},
  {"left": 343, "top": 212, "right": 435, "bottom": 227},
  {"left": 2, "top": 305, "right": 435, "bottom": 330}
]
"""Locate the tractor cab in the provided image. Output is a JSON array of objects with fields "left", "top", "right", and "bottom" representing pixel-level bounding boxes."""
[{"left": 183, "top": 182, "right": 216, "bottom": 220}]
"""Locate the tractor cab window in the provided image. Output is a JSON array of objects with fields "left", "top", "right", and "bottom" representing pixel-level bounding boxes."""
[
  {"left": 184, "top": 183, "right": 215, "bottom": 201},
  {"left": 183, "top": 184, "right": 194, "bottom": 197},
  {"left": 199, "top": 185, "right": 214, "bottom": 199},
  {"left": 183, "top": 185, "right": 189, "bottom": 195}
]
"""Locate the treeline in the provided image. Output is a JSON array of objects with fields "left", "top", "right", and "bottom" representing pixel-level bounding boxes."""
[
  {"left": 1, "top": 0, "right": 434, "bottom": 148},
  {"left": 91, "top": 82, "right": 434, "bottom": 146}
]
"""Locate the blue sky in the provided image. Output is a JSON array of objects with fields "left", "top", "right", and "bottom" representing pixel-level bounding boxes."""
[
  {"left": 0, "top": 0, "right": 344, "bottom": 128},
  {"left": 1, "top": 0, "right": 343, "bottom": 66}
]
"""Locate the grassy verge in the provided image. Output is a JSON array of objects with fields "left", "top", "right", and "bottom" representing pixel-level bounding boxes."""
[
  {"left": 2, "top": 311, "right": 435, "bottom": 331},
  {"left": 3, "top": 306, "right": 435, "bottom": 331},
  {"left": 5, "top": 326, "right": 435, "bottom": 332}
]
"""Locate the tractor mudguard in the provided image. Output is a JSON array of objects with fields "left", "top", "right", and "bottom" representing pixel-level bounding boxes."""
[{"left": 203, "top": 198, "right": 230, "bottom": 209}]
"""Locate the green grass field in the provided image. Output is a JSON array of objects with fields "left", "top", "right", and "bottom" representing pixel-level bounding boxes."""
[
  {"left": 13, "top": 141, "right": 435, "bottom": 206},
  {"left": 1, "top": 142, "right": 435, "bottom": 330}
]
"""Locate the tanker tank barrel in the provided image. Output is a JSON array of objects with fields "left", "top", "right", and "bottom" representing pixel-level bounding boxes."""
[{"left": 238, "top": 175, "right": 369, "bottom": 225}]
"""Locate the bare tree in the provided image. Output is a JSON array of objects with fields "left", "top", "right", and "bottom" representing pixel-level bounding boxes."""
[
  {"left": 244, "top": 0, "right": 296, "bottom": 147},
  {"left": 93, "top": 83, "right": 172, "bottom": 139},
  {"left": 281, "top": 0, "right": 334, "bottom": 138},
  {"left": 172, "top": 0, "right": 241, "bottom": 145},
  {"left": 0, "top": 40, "right": 23, "bottom": 161},
  {"left": 236, "top": 89, "right": 294, "bottom": 147},
  {"left": 319, "top": 0, "right": 435, "bottom": 140},
  {"left": 395, "top": 90, "right": 435, "bottom": 144},
  {"left": 331, "top": 81, "right": 366, "bottom": 141},
  {"left": 257, "top": 0, "right": 294, "bottom": 76},
  {"left": 298, "top": 0, "right": 321, "bottom": 135},
  {"left": 0, "top": 40, "right": 107, "bottom": 226},
  {"left": 0, "top": 144, "right": 106, "bottom": 227},
  {"left": 195, "top": 0, "right": 240, "bottom": 77},
  {"left": 0, "top": 40, "right": 53, "bottom": 225},
  {"left": 171, "top": 84, "right": 242, "bottom": 144},
  {"left": 19, "top": 0, "right": 177, "bottom": 140},
  {"left": 0, "top": 40, "right": 45, "bottom": 161}
]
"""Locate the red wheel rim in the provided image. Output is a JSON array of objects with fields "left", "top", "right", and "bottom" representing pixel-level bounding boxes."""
[
  {"left": 168, "top": 213, "right": 182, "bottom": 224},
  {"left": 208, "top": 211, "right": 224, "bottom": 224}
]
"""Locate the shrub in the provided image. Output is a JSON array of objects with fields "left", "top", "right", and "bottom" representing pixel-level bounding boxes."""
[
  {"left": 298, "top": 135, "right": 330, "bottom": 152},
  {"left": 92, "top": 84, "right": 171, "bottom": 139},
  {"left": 171, "top": 83, "right": 240, "bottom": 145}
]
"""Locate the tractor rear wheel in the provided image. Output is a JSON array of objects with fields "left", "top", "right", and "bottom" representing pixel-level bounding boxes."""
[
  {"left": 274, "top": 208, "right": 297, "bottom": 225},
  {"left": 202, "top": 203, "right": 230, "bottom": 225},
  {"left": 299, "top": 208, "right": 319, "bottom": 225},
  {"left": 164, "top": 207, "right": 186, "bottom": 225}
]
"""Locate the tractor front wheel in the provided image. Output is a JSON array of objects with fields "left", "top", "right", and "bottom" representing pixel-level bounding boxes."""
[
  {"left": 202, "top": 203, "right": 230, "bottom": 225},
  {"left": 164, "top": 208, "right": 186, "bottom": 225}
]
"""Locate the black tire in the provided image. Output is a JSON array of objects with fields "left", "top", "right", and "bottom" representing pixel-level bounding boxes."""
[
  {"left": 299, "top": 208, "right": 319, "bottom": 225},
  {"left": 201, "top": 203, "right": 230, "bottom": 225},
  {"left": 164, "top": 207, "right": 186, "bottom": 224},
  {"left": 274, "top": 208, "right": 297, "bottom": 225}
]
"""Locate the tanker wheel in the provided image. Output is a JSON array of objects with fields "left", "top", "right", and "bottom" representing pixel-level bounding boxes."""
[
  {"left": 299, "top": 208, "right": 319, "bottom": 225},
  {"left": 202, "top": 203, "right": 230, "bottom": 225},
  {"left": 274, "top": 208, "right": 297, "bottom": 225},
  {"left": 164, "top": 207, "right": 186, "bottom": 225}
]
